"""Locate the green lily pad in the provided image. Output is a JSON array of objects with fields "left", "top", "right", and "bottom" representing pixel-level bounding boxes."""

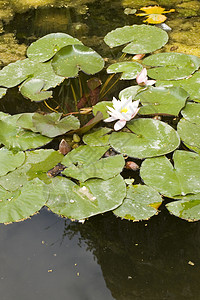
[
  {"left": 63, "top": 154, "right": 125, "bottom": 182},
  {"left": 62, "top": 145, "right": 109, "bottom": 167},
  {"left": 177, "top": 118, "right": 200, "bottom": 154},
  {"left": 107, "top": 61, "right": 143, "bottom": 80},
  {"left": 136, "top": 86, "right": 188, "bottom": 116},
  {"left": 144, "top": 53, "right": 200, "bottom": 80},
  {"left": 28, "top": 61, "right": 64, "bottom": 90},
  {"left": 119, "top": 86, "right": 142, "bottom": 100},
  {"left": 104, "top": 24, "right": 168, "bottom": 54},
  {"left": 0, "top": 148, "right": 25, "bottom": 176},
  {"left": 181, "top": 102, "right": 200, "bottom": 125},
  {"left": 83, "top": 127, "right": 112, "bottom": 146},
  {"left": 20, "top": 79, "right": 53, "bottom": 102},
  {"left": 156, "top": 71, "right": 200, "bottom": 101},
  {"left": 0, "top": 88, "right": 7, "bottom": 98},
  {"left": 0, "top": 178, "right": 47, "bottom": 224},
  {"left": 0, "top": 149, "right": 63, "bottom": 191},
  {"left": 113, "top": 184, "right": 163, "bottom": 221},
  {"left": 32, "top": 112, "right": 80, "bottom": 137},
  {"left": 0, "top": 114, "right": 52, "bottom": 151},
  {"left": 92, "top": 101, "right": 112, "bottom": 119},
  {"left": 109, "top": 118, "right": 180, "bottom": 159},
  {"left": 16, "top": 113, "right": 37, "bottom": 132},
  {"left": 27, "top": 32, "right": 82, "bottom": 62},
  {"left": 140, "top": 150, "right": 200, "bottom": 197},
  {"left": 52, "top": 44, "right": 104, "bottom": 78},
  {"left": 46, "top": 175, "right": 126, "bottom": 220},
  {"left": 166, "top": 193, "right": 200, "bottom": 221},
  {"left": 0, "top": 59, "right": 36, "bottom": 88}
]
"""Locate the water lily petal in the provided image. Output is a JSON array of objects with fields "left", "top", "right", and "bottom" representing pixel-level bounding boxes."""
[
  {"left": 136, "top": 68, "right": 148, "bottom": 85},
  {"left": 146, "top": 80, "right": 156, "bottom": 86},
  {"left": 114, "top": 120, "right": 126, "bottom": 131},
  {"left": 104, "top": 116, "right": 117, "bottom": 122}
]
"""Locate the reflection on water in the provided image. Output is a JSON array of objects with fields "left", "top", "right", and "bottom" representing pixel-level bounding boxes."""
[{"left": 1, "top": 207, "right": 200, "bottom": 299}]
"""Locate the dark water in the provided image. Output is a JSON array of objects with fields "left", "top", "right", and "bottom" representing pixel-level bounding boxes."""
[
  {"left": 1, "top": 207, "right": 200, "bottom": 300},
  {"left": 1, "top": 1, "right": 200, "bottom": 299}
]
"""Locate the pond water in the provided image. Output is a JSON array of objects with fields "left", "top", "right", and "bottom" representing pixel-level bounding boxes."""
[{"left": 0, "top": 0, "right": 200, "bottom": 299}]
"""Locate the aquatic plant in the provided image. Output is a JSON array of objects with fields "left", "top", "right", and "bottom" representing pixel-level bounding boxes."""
[{"left": 0, "top": 23, "right": 199, "bottom": 224}]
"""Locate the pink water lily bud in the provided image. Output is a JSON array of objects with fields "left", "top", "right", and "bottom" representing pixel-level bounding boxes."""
[{"left": 136, "top": 68, "right": 156, "bottom": 86}]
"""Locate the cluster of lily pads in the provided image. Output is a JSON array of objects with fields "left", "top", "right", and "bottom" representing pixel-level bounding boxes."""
[{"left": 0, "top": 23, "right": 199, "bottom": 224}]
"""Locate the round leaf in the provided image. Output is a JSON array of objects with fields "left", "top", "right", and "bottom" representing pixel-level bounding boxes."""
[
  {"left": 156, "top": 71, "right": 200, "bottom": 101},
  {"left": 107, "top": 61, "right": 143, "bottom": 80},
  {"left": 0, "top": 149, "right": 63, "bottom": 191},
  {"left": 166, "top": 193, "right": 200, "bottom": 221},
  {"left": 181, "top": 102, "right": 200, "bottom": 125},
  {"left": 136, "top": 86, "right": 188, "bottom": 116},
  {"left": 27, "top": 32, "right": 82, "bottom": 62},
  {"left": 109, "top": 118, "right": 180, "bottom": 159},
  {"left": 177, "top": 118, "right": 200, "bottom": 154},
  {"left": 0, "top": 59, "right": 36, "bottom": 88},
  {"left": 140, "top": 150, "right": 200, "bottom": 197},
  {"left": 52, "top": 44, "right": 104, "bottom": 77},
  {"left": 32, "top": 112, "right": 80, "bottom": 137},
  {"left": 20, "top": 79, "right": 52, "bottom": 102},
  {"left": 119, "top": 86, "right": 142, "bottom": 100},
  {"left": 46, "top": 175, "right": 126, "bottom": 220},
  {"left": 92, "top": 101, "right": 112, "bottom": 119},
  {"left": 0, "top": 114, "right": 52, "bottom": 151},
  {"left": 63, "top": 154, "right": 125, "bottom": 182},
  {"left": 114, "top": 184, "right": 163, "bottom": 221},
  {"left": 0, "top": 178, "right": 47, "bottom": 224},
  {"left": 0, "top": 148, "right": 25, "bottom": 176},
  {"left": 83, "top": 127, "right": 112, "bottom": 146},
  {"left": 144, "top": 53, "right": 200, "bottom": 80},
  {"left": 104, "top": 24, "right": 168, "bottom": 54}
]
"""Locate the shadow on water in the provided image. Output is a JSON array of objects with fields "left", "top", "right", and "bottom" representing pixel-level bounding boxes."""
[{"left": 1, "top": 207, "right": 200, "bottom": 300}]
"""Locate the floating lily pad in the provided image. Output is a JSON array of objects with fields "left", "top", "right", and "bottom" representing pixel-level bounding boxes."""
[
  {"left": 181, "top": 102, "right": 200, "bottom": 125},
  {"left": 27, "top": 32, "right": 82, "bottom": 62},
  {"left": 119, "top": 86, "right": 142, "bottom": 100},
  {"left": 62, "top": 145, "right": 109, "bottom": 167},
  {"left": 28, "top": 61, "right": 64, "bottom": 90},
  {"left": 107, "top": 61, "right": 143, "bottom": 80},
  {"left": 104, "top": 24, "right": 168, "bottom": 54},
  {"left": 140, "top": 150, "right": 200, "bottom": 197},
  {"left": 109, "top": 118, "right": 180, "bottom": 159},
  {"left": 62, "top": 145, "right": 121, "bottom": 181},
  {"left": 83, "top": 127, "right": 112, "bottom": 146},
  {"left": 63, "top": 154, "right": 125, "bottom": 182},
  {"left": 144, "top": 53, "right": 200, "bottom": 80},
  {"left": 46, "top": 175, "right": 126, "bottom": 220},
  {"left": 32, "top": 112, "right": 80, "bottom": 137},
  {"left": 16, "top": 113, "right": 37, "bottom": 132},
  {"left": 136, "top": 86, "right": 188, "bottom": 115},
  {"left": 0, "top": 149, "right": 63, "bottom": 191},
  {"left": 92, "top": 101, "right": 112, "bottom": 119},
  {"left": 0, "top": 148, "right": 25, "bottom": 176},
  {"left": 0, "top": 59, "right": 36, "bottom": 88},
  {"left": 0, "top": 115, "right": 52, "bottom": 151},
  {"left": 177, "top": 118, "right": 200, "bottom": 154},
  {"left": 52, "top": 44, "right": 104, "bottom": 78},
  {"left": 156, "top": 71, "right": 200, "bottom": 101},
  {"left": 166, "top": 193, "right": 200, "bottom": 221},
  {"left": 113, "top": 184, "right": 163, "bottom": 221},
  {"left": 20, "top": 79, "right": 52, "bottom": 102},
  {"left": 0, "top": 178, "right": 47, "bottom": 224}
]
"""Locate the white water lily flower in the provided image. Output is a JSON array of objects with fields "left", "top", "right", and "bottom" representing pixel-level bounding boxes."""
[
  {"left": 104, "top": 96, "right": 140, "bottom": 131},
  {"left": 136, "top": 68, "right": 156, "bottom": 86}
]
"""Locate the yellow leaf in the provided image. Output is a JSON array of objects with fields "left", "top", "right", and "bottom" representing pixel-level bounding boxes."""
[{"left": 144, "top": 14, "right": 167, "bottom": 24}]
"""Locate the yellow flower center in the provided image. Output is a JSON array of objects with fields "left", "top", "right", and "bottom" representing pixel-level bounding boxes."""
[{"left": 121, "top": 107, "right": 128, "bottom": 113}]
